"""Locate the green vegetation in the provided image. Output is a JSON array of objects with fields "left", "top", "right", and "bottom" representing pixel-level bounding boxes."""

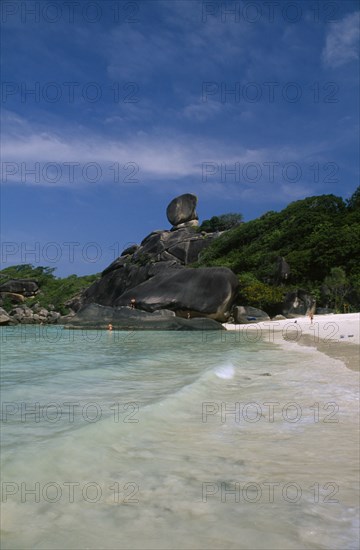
[
  {"left": 195, "top": 188, "right": 360, "bottom": 312},
  {"left": 1, "top": 188, "right": 359, "bottom": 314},
  {"left": 0, "top": 265, "right": 99, "bottom": 314},
  {"left": 237, "top": 273, "right": 284, "bottom": 314},
  {"left": 198, "top": 213, "right": 243, "bottom": 233},
  {"left": 323, "top": 267, "right": 351, "bottom": 312}
]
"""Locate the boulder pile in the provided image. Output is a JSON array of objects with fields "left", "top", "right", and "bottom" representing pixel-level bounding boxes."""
[
  {"left": 0, "top": 303, "right": 61, "bottom": 325},
  {"left": 66, "top": 193, "right": 239, "bottom": 326}
]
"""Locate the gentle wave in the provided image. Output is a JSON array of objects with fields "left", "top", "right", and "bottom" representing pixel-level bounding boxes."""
[{"left": 1, "top": 328, "right": 359, "bottom": 549}]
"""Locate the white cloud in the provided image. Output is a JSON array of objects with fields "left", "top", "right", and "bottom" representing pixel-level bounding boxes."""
[
  {"left": 322, "top": 11, "right": 360, "bottom": 68},
  {"left": 1, "top": 110, "right": 321, "bottom": 206},
  {"left": 182, "top": 99, "right": 223, "bottom": 121},
  {"left": 1, "top": 126, "right": 265, "bottom": 183}
]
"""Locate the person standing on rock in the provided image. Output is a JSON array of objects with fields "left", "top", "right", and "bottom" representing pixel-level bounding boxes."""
[{"left": 130, "top": 298, "right": 136, "bottom": 309}]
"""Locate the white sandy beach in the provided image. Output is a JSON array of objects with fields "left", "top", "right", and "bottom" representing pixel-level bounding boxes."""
[{"left": 224, "top": 312, "right": 360, "bottom": 371}]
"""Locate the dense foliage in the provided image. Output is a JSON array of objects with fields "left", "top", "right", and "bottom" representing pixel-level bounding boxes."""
[
  {"left": 0, "top": 265, "right": 99, "bottom": 314},
  {"left": 195, "top": 188, "right": 360, "bottom": 311},
  {"left": 198, "top": 213, "right": 243, "bottom": 233}
]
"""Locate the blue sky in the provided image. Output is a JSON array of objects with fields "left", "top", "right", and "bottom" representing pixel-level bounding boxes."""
[{"left": 1, "top": 0, "right": 359, "bottom": 276}]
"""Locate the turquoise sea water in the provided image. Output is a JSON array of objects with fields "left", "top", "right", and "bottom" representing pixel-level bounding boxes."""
[{"left": 1, "top": 326, "right": 359, "bottom": 549}]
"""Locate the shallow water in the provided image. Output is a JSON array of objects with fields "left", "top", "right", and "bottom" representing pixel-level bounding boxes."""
[{"left": 1, "top": 326, "right": 359, "bottom": 549}]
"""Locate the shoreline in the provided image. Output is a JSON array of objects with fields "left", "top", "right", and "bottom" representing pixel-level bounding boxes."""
[
  {"left": 297, "top": 333, "right": 359, "bottom": 371},
  {"left": 223, "top": 312, "right": 360, "bottom": 372}
]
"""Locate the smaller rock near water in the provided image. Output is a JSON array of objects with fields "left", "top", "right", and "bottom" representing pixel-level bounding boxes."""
[
  {"left": 65, "top": 303, "right": 224, "bottom": 331},
  {"left": 282, "top": 289, "right": 315, "bottom": 318},
  {"left": 0, "top": 307, "right": 11, "bottom": 325},
  {"left": 233, "top": 306, "right": 270, "bottom": 324},
  {"left": 6, "top": 305, "right": 61, "bottom": 324}
]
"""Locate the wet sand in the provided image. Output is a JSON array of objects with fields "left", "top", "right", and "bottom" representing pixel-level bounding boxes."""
[
  {"left": 224, "top": 313, "right": 360, "bottom": 372},
  {"left": 297, "top": 334, "right": 359, "bottom": 371}
]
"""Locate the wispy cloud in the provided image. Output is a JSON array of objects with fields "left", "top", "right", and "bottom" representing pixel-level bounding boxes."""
[
  {"left": 1, "top": 120, "right": 266, "bottom": 182},
  {"left": 322, "top": 11, "right": 360, "bottom": 68},
  {"left": 2, "top": 110, "right": 323, "bottom": 207},
  {"left": 182, "top": 99, "right": 223, "bottom": 122},
  {"left": 105, "top": 1, "right": 248, "bottom": 84}
]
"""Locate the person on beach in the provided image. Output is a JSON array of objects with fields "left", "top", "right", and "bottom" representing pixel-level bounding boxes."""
[
  {"left": 309, "top": 310, "right": 314, "bottom": 324},
  {"left": 108, "top": 323, "right": 113, "bottom": 331}
]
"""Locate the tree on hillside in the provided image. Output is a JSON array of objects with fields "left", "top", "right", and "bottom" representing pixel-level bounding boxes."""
[
  {"left": 0, "top": 264, "right": 56, "bottom": 278},
  {"left": 199, "top": 213, "right": 243, "bottom": 233},
  {"left": 237, "top": 273, "right": 284, "bottom": 313},
  {"left": 0, "top": 265, "right": 99, "bottom": 314},
  {"left": 323, "top": 267, "right": 350, "bottom": 312},
  {"left": 0, "top": 265, "right": 56, "bottom": 286},
  {"left": 198, "top": 195, "right": 355, "bottom": 275},
  {"left": 346, "top": 186, "right": 360, "bottom": 211}
]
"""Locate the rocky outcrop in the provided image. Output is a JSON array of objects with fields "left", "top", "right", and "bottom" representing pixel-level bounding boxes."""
[
  {"left": 115, "top": 267, "right": 238, "bottom": 321},
  {"left": 99, "top": 229, "right": 217, "bottom": 281},
  {"left": 76, "top": 260, "right": 237, "bottom": 322},
  {"left": 232, "top": 306, "right": 270, "bottom": 324},
  {"left": 0, "top": 279, "right": 39, "bottom": 296},
  {"left": 139, "top": 226, "right": 217, "bottom": 263},
  {"left": 121, "top": 244, "right": 139, "bottom": 256},
  {"left": 0, "top": 307, "right": 11, "bottom": 325},
  {"left": 67, "top": 194, "right": 233, "bottom": 323},
  {"left": 0, "top": 277, "right": 62, "bottom": 324},
  {"left": 0, "top": 292, "right": 25, "bottom": 306},
  {"left": 5, "top": 304, "right": 61, "bottom": 325},
  {"left": 64, "top": 193, "right": 241, "bottom": 326},
  {"left": 65, "top": 304, "right": 225, "bottom": 331},
  {"left": 282, "top": 289, "right": 316, "bottom": 318},
  {"left": 64, "top": 293, "right": 84, "bottom": 314}
]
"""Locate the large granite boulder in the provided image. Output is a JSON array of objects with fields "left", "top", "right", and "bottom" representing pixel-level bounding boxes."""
[
  {"left": 0, "top": 307, "right": 11, "bottom": 325},
  {"left": 101, "top": 229, "right": 217, "bottom": 279},
  {"left": 47, "top": 311, "right": 61, "bottom": 323},
  {"left": 166, "top": 193, "right": 198, "bottom": 227},
  {"left": 0, "top": 279, "right": 39, "bottom": 296},
  {"left": 139, "top": 228, "right": 217, "bottom": 263},
  {"left": 232, "top": 306, "right": 270, "bottom": 324},
  {"left": 282, "top": 289, "right": 315, "bottom": 318},
  {"left": 65, "top": 193, "right": 239, "bottom": 323},
  {"left": 64, "top": 304, "right": 224, "bottom": 331},
  {"left": 115, "top": 267, "right": 239, "bottom": 322},
  {"left": 75, "top": 227, "right": 220, "bottom": 313},
  {"left": 0, "top": 292, "right": 25, "bottom": 305},
  {"left": 121, "top": 244, "right": 139, "bottom": 256}
]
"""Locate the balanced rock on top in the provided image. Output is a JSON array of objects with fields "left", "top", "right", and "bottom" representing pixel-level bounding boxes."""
[
  {"left": 166, "top": 193, "right": 198, "bottom": 229},
  {"left": 64, "top": 192, "right": 237, "bottom": 324}
]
